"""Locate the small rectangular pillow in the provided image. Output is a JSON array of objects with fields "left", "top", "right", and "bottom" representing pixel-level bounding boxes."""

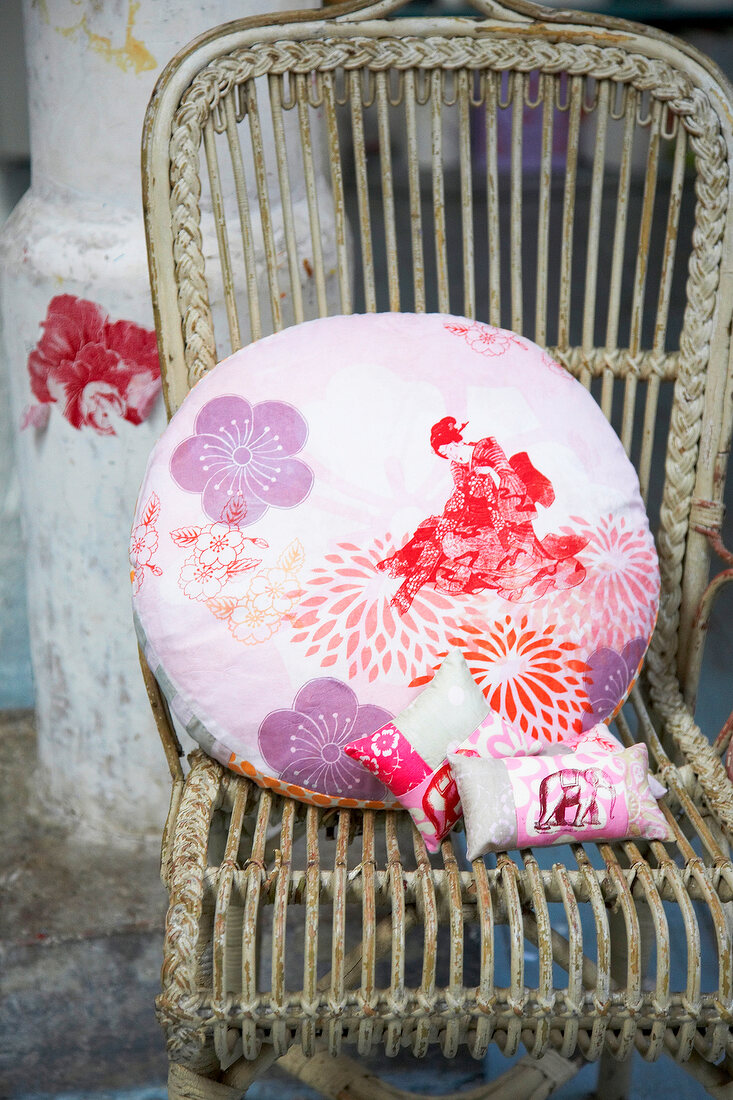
[
  {"left": 449, "top": 742, "right": 673, "bottom": 859},
  {"left": 373, "top": 709, "right": 528, "bottom": 853},
  {"left": 389, "top": 647, "right": 490, "bottom": 768},
  {"left": 343, "top": 647, "right": 489, "bottom": 791},
  {"left": 550, "top": 723, "right": 667, "bottom": 798}
]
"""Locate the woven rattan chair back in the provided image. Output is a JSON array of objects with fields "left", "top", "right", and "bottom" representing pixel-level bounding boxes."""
[{"left": 141, "top": 2, "right": 733, "bottom": 1096}]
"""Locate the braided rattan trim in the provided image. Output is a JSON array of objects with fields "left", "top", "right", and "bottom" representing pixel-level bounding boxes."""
[
  {"left": 158, "top": 753, "right": 223, "bottom": 1056},
  {"left": 169, "top": 35, "right": 725, "bottom": 397}
]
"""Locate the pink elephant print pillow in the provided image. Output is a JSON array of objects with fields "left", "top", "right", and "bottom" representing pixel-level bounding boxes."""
[{"left": 450, "top": 743, "right": 673, "bottom": 859}]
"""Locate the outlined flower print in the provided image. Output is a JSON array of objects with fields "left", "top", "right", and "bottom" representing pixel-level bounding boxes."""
[
  {"left": 541, "top": 349, "right": 571, "bottom": 381},
  {"left": 444, "top": 320, "right": 525, "bottom": 357},
  {"left": 581, "top": 636, "right": 647, "bottom": 730},
  {"left": 130, "top": 492, "right": 163, "bottom": 595},
  {"left": 431, "top": 615, "right": 591, "bottom": 743},
  {"left": 25, "top": 295, "right": 161, "bottom": 435},
  {"left": 290, "top": 535, "right": 465, "bottom": 684},
  {"left": 258, "top": 678, "right": 392, "bottom": 798},
  {"left": 169, "top": 394, "right": 313, "bottom": 525},
  {"left": 171, "top": 522, "right": 265, "bottom": 603},
  {"left": 209, "top": 539, "right": 306, "bottom": 646}
]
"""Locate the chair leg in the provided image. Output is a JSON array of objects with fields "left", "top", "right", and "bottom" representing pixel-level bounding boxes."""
[
  {"left": 593, "top": 1055, "right": 634, "bottom": 1100},
  {"left": 168, "top": 1060, "right": 247, "bottom": 1100}
]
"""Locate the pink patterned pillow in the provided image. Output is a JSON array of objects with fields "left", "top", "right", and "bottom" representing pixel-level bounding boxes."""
[
  {"left": 345, "top": 722, "right": 432, "bottom": 797},
  {"left": 131, "top": 312, "right": 659, "bottom": 808},
  {"left": 390, "top": 712, "right": 611, "bottom": 852},
  {"left": 449, "top": 742, "right": 673, "bottom": 859},
  {"left": 343, "top": 648, "right": 489, "bottom": 794},
  {"left": 347, "top": 708, "right": 533, "bottom": 852}
]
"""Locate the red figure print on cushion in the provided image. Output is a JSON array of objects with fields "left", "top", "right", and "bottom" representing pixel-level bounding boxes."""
[{"left": 377, "top": 416, "right": 587, "bottom": 615}]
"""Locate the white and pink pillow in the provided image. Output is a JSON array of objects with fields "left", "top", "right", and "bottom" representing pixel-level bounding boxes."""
[
  {"left": 450, "top": 742, "right": 673, "bottom": 858},
  {"left": 343, "top": 648, "right": 489, "bottom": 794},
  {"left": 131, "top": 313, "right": 660, "bottom": 808},
  {"left": 341, "top": 646, "right": 657, "bottom": 852}
]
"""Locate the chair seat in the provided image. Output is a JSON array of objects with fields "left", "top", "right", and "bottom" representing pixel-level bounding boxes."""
[{"left": 157, "top": 682, "right": 733, "bottom": 1082}]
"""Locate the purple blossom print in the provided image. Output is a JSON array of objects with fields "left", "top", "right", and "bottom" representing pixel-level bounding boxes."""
[
  {"left": 581, "top": 636, "right": 647, "bottom": 730},
  {"left": 258, "top": 678, "right": 392, "bottom": 799},
  {"left": 170, "top": 394, "right": 313, "bottom": 525}
]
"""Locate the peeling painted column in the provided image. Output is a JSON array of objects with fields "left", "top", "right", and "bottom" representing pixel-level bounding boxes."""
[{"left": 0, "top": 0, "right": 332, "bottom": 840}]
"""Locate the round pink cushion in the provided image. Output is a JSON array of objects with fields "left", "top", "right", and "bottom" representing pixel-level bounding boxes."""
[{"left": 130, "top": 313, "right": 659, "bottom": 808}]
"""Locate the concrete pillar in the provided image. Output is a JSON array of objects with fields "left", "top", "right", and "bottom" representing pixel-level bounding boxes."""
[{"left": 0, "top": 0, "right": 331, "bottom": 841}]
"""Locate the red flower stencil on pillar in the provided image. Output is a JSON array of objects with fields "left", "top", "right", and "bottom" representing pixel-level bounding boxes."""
[{"left": 24, "top": 295, "right": 161, "bottom": 435}]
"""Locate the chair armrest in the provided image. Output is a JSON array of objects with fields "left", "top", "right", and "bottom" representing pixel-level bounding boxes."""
[{"left": 138, "top": 645, "right": 185, "bottom": 783}]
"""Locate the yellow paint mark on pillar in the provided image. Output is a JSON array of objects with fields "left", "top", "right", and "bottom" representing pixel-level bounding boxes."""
[
  {"left": 32, "top": 0, "right": 51, "bottom": 23},
  {"left": 54, "top": 1, "right": 156, "bottom": 75}
]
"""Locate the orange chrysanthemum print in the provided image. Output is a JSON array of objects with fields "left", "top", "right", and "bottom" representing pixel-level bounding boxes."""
[
  {"left": 290, "top": 535, "right": 464, "bottom": 684},
  {"left": 447, "top": 615, "right": 591, "bottom": 743}
]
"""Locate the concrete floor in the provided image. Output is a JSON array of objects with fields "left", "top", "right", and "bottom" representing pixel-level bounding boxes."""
[{"left": 0, "top": 711, "right": 168, "bottom": 1094}]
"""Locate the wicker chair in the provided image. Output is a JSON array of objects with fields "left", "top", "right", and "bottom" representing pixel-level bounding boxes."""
[{"left": 140, "top": 1, "right": 733, "bottom": 1096}]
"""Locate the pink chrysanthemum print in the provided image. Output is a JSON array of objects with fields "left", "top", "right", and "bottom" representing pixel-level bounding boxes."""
[
  {"left": 443, "top": 615, "right": 591, "bottom": 743},
  {"left": 290, "top": 535, "right": 465, "bottom": 684},
  {"left": 542, "top": 514, "right": 659, "bottom": 652}
]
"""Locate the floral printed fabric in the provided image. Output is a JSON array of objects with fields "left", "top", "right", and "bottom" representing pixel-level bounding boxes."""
[
  {"left": 348, "top": 712, "right": 667, "bottom": 853},
  {"left": 343, "top": 648, "right": 488, "bottom": 794},
  {"left": 345, "top": 696, "right": 546, "bottom": 852},
  {"left": 384, "top": 709, "right": 549, "bottom": 853},
  {"left": 344, "top": 722, "right": 432, "bottom": 797},
  {"left": 258, "top": 678, "right": 391, "bottom": 800},
  {"left": 131, "top": 312, "right": 660, "bottom": 807},
  {"left": 450, "top": 742, "right": 673, "bottom": 860},
  {"left": 170, "top": 394, "right": 313, "bottom": 525}
]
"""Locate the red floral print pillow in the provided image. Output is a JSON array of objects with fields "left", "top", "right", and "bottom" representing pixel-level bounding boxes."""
[
  {"left": 346, "top": 706, "right": 543, "bottom": 852},
  {"left": 343, "top": 648, "right": 489, "bottom": 789},
  {"left": 131, "top": 312, "right": 660, "bottom": 808}
]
